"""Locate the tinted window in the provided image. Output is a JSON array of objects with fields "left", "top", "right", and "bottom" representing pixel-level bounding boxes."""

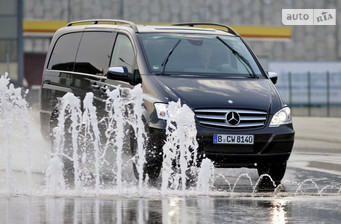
[
  {"left": 48, "top": 32, "right": 82, "bottom": 71},
  {"left": 140, "top": 34, "right": 262, "bottom": 76},
  {"left": 75, "top": 32, "right": 115, "bottom": 75},
  {"left": 110, "top": 34, "right": 135, "bottom": 73}
]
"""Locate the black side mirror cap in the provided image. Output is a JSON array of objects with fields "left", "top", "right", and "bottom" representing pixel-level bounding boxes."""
[
  {"left": 107, "top": 66, "right": 133, "bottom": 83},
  {"left": 267, "top": 71, "right": 278, "bottom": 84}
]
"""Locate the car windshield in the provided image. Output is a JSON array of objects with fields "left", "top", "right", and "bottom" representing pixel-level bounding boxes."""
[{"left": 140, "top": 33, "right": 263, "bottom": 76}]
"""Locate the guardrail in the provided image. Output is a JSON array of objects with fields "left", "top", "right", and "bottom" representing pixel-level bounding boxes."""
[{"left": 276, "top": 72, "right": 341, "bottom": 117}]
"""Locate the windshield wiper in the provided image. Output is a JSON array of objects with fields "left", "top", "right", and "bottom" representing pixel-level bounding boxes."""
[
  {"left": 159, "top": 39, "right": 182, "bottom": 75},
  {"left": 216, "top": 36, "right": 257, "bottom": 78}
]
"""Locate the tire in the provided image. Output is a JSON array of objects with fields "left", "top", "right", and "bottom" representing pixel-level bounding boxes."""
[
  {"left": 257, "top": 161, "right": 287, "bottom": 184},
  {"left": 130, "top": 121, "right": 162, "bottom": 183}
]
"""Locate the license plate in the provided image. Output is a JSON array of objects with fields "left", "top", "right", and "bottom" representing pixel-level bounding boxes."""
[{"left": 213, "top": 134, "right": 254, "bottom": 145}]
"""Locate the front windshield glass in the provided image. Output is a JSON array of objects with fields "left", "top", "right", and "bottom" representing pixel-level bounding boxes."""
[{"left": 140, "top": 33, "right": 263, "bottom": 76}]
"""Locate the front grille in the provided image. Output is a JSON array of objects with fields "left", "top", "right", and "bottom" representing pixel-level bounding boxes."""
[
  {"left": 203, "top": 144, "right": 253, "bottom": 154},
  {"left": 194, "top": 109, "right": 267, "bottom": 129}
]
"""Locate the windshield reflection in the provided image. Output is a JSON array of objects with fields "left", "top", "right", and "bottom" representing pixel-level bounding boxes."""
[{"left": 140, "top": 34, "right": 262, "bottom": 76}]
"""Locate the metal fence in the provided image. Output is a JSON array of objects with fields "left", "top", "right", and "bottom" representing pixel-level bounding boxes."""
[{"left": 276, "top": 72, "right": 341, "bottom": 117}]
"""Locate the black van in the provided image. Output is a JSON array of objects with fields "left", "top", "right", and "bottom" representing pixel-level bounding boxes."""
[{"left": 40, "top": 20, "right": 294, "bottom": 183}]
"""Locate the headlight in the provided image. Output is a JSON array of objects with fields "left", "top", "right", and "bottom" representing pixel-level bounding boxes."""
[
  {"left": 269, "top": 107, "right": 292, "bottom": 127},
  {"left": 154, "top": 103, "right": 169, "bottom": 120}
]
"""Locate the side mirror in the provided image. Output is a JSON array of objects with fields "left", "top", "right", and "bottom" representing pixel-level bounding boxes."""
[
  {"left": 268, "top": 71, "right": 278, "bottom": 84},
  {"left": 107, "top": 66, "right": 133, "bottom": 83}
]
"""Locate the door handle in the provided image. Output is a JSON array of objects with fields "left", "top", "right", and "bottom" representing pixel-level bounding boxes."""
[
  {"left": 101, "top": 85, "right": 108, "bottom": 92},
  {"left": 91, "top": 83, "right": 100, "bottom": 89}
]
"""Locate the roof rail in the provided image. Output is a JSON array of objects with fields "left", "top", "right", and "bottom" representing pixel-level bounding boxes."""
[
  {"left": 65, "top": 19, "right": 138, "bottom": 32},
  {"left": 172, "top": 22, "right": 238, "bottom": 35}
]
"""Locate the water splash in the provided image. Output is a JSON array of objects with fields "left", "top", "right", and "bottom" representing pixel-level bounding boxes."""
[
  {"left": 0, "top": 73, "right": 32, "bottom": 195},
  {"left": 318, "top": 185, "right": 331, "bottom": 196},
  {"left": 252, "top": 174, "right": 276, "bottom": 197},
  {"left": 45, "top": 84, "right": 150, "bottom": 195},
  {"left": 213, "top": 174, "right": 232, "bottom": 192},
  {"left": 45, "top": 156, "right": 65, "bottom": 195},
  {"left": 51, "top": 92, "right": 82, "bottom": 193},
  {"left": 130, "top": 85, "right": 147, "bottom": 196},
  {"left": 231, "top": 173, "right": 253, "bottom": 196},
  {"left": 103, "top": 86, "right": 147, "bottom": 194},
  {"left": 294, "top": 179, "right": 320, "bottom": 196},
  {"left": 196, "top": 158, "right": 215, "bottom": 195},
  {"left": 273, "top": 184, "right": 284, "bottom": 197},
  {"left": 161, "top": 100, "right": 198, "bottom": 194},
  {"left": 105, "top": 88, "right": 125, "bottom": 193},
  {"left": 82, "top": 93, "right": 101, "bottom": 195}
]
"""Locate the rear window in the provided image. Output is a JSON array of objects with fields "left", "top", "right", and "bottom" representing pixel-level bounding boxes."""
[{"left": 48, "top": 32, "right": 82, "bottom": 71}]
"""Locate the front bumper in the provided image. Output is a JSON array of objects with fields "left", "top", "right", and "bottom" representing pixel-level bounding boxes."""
[
  {"left": 150, "top": 123, "right": 295, "bottom": 168},
  {"left": 196, "top": 124, "right": 295, "bottom": 168}
]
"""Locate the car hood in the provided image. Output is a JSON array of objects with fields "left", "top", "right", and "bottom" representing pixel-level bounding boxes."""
[{"left": 153, "top": 75, "right": 275, "bottom": 112}]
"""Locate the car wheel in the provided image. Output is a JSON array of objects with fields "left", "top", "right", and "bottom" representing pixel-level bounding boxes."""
[{"left": 257, "top": 161, "right": 287, "bottom": 184}]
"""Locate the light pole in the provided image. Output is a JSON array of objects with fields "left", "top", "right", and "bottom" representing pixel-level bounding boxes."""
[
  {"left": 67, "top": 0, "right": 71, "bottom": 22},
  {"left": 120, "top": 0, "right": 124, "bottom": 19},
  {"left": 17, "top": 0, "right": 23, "bottom": 86}
]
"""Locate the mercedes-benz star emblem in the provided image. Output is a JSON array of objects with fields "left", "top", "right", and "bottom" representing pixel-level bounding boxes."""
[{"left": 226, "top": 111, "right": 240, "bottom": 125}]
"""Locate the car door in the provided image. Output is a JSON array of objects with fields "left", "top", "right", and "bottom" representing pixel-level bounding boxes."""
[
  {"left": 99, "top": 32, "right": 140, "bottom": 126},
  {"left": 41, "top": 31, "right": 83, "bottom": 134},
  {"left": 104, "top": 33, "right": 138, "bottom": 90},
  {"left": 73, "top": 31, "right": 116, "bottom": 113}
]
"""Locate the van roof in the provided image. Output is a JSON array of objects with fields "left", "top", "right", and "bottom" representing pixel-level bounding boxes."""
[
  {"left": 136, "top": 25, "right": 235, "bottom": 36},
  {"left": 63, "top": 19, "right": 238, "bottom": 36}
]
